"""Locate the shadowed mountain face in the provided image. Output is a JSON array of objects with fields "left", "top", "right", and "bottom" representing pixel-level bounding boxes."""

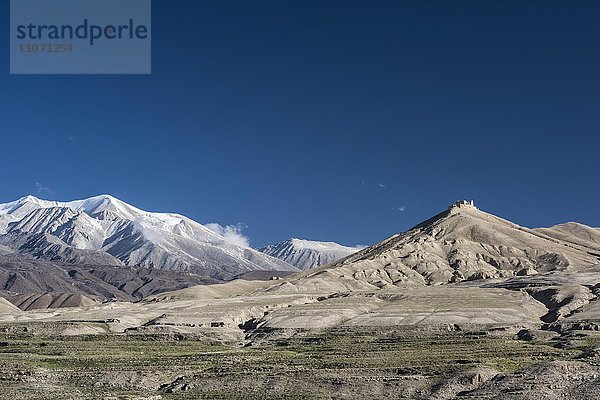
[
  {"left": 0, "top": 195, "right": 297, "bottom": 280},
  {"left": 269, "top": 203, "right": 600, "bottom": 293},
  {"left": 0, "top": 254, "right": 217, "bottom": 310},
  {"left": 259, "top": 239, "right": 365, "bottom": 270}
]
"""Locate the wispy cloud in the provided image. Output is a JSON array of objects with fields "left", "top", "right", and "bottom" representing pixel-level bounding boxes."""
[
  {"left": 35, "top": 182, "right": 55, "bottom": 196},
  {"left": 206, "top": 223, "right": 250, "bottom": 248},
  {"left": 398, "top": 206, "right": 407, "bottom": 212},
  {"left": 68, "top": 135, "right": 78, "bottom": 143},
  {"left": 361, "top": 180, "right": 387, "bottom": 189}
]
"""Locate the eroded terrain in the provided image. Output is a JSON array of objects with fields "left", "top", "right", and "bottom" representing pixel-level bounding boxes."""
[{"left": 1, "top": 270, "right": 600, "bottom": 399}]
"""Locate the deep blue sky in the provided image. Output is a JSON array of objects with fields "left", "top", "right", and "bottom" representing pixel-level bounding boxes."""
[{"left": 1, "top": 1, "right": 599, "bottom": 247}]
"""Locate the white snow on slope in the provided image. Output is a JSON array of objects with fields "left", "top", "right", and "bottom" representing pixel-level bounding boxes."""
[
  {"left": 259, "top": 238, "right": 364, "bottom": 270},
  {"left": 0, "top": 195, "right": 297, "bottom": 279}
]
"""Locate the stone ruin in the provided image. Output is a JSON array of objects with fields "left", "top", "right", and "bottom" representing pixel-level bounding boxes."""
[{"left": 450, "top": 200, "right": 477, "bottom": 209}]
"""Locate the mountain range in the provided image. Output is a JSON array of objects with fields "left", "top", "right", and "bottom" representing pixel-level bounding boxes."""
[
  {"left": 259, "top": 238, "right": 364, "bottom": 270},
  {"left": 0, "top": 195, "right": 297, "bottom": 280},
  {"left": 1, "top": 196, "right": 599, "bottom": 313}
]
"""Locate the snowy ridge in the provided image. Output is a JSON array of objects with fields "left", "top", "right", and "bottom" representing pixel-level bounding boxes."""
[
  {"left": 0, "top": 195, "right": 297, "bottom": 279},
  {"left": 259, "top": 238, "right": 364, "bottom": 270}
]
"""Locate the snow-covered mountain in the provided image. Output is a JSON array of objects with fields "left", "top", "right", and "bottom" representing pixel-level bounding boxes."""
[
  {"left": 259, "top": 238, "right": 364, "bottom": 270},
  {"left": 0, "top": 195, "right": 297, "bottom": 279}
]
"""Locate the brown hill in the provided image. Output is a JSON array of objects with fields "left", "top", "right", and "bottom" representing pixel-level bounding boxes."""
[
  {"left": 0, "top": 254, "right": 217, "bottom": 310},
  {"left": 269, "top": 202, "right": 600, "bottom": 293}
]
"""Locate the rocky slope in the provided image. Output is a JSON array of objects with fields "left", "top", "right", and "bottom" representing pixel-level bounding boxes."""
[
  {"left": 259, "top": 238, "right": 363, "bottom": 270},
  {"left": 535, "top": 222, "right": 600, "bottom": 252}
]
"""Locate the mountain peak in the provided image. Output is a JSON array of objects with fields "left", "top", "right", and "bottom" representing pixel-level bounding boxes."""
[
  {"left": 260, "top": 238, "right": 364, "bottom": 270},
  {"left": 63, "top": 195, "right": 143, "bottom": 221},
  {"left": 0, "top": 195, "right": 60, "bottom": 219},
  {"left": 20, "top": 195, "right": 41, "bottom": 203},
  {"left": 289, "top": 238, "right": 362, "bottom": 251},
  {"left": 84, "top": 194, "right": 117, "bottom": 203},
  {"left": 275, "top": 204, "right": 600, "bottom": 292},
  {"left": 11, "top": 195, "right": 49, "bottom": 208}
]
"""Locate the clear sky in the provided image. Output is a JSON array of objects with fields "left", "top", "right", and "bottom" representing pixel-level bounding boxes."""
[{"left": 1, "top": 1, "right": 598, "bottom": 247}]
